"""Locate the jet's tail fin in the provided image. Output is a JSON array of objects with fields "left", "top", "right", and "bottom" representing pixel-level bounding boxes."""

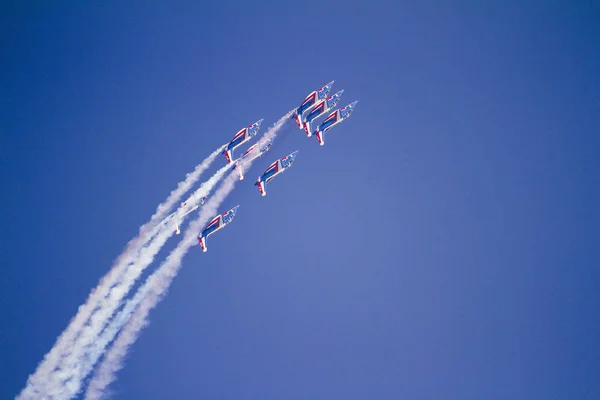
[
  {"left": 223, "top": 148, "right": 233, "bottom": 164},
  {"left": 198, "top": 236, "right": 207, "bottom": 252},
  {"left": 255, "top": 178, "right": 266, "bottom": 196},
  {"left": 316, "top": 130, "right": 324, "bottom": 146},
  {"left": 304, "top": 120, "right": 312, "bottom": 137},
  {"left": 293, "top": 113, "right": 304, "bottom": 129}
]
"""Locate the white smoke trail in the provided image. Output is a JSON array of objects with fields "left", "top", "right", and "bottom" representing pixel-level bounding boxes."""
[
  {"left": 84, "top": 111, "right": 294, "bottom": 400},
  {"left": 84, "top": 172, "right": 238, "bottom": 400},
  {"left": 141, "top": 145, "right": 227, "bottom": 236},
  {"left": 16, "top": 145, "right": 225, "bottom": 400},
  {"left": 46, "top": 164, "right": 232, "bottom": 399}
]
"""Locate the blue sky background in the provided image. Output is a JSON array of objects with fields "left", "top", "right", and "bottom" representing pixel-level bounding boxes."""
[{"left": 2, "top": 1, "right": 600, "bottom": 399}]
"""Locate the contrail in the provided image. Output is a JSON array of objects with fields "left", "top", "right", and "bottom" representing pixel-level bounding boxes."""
[
  {"left": 85, "top": 111, "right": 294, "bottom": 400},
  {"left": 16, "top": 145, "right": 226, "bottom": 400},
  {"left": 85, "top": 172, "right": 239, "bottom": 400},
  {"left": 141, "top": 145, "right": 227, "bottom": 236},
  {"left": 43, "top": 164, "right": 232, "bottom": 399}
]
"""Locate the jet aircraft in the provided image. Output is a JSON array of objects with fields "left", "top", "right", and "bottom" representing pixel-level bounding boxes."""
[
  {"left": 255, "top": 150, "right": 298, "bottom": 196},
  {"left": 172, "top": 195, "right": 208, "bottom": 235},
  {"left": 313, "top": 101, "right": 358, "bottom": 146},
  {"left": 223, "top": 119, "right": 264, "bottom": 164},
  {"left": 233, "top": 135, "right": 275, "bottom": 180},
  {"left": 302, "top": 90, "right": 344, "bottom": 137},
  {"left": 293, "top": 81, "right": 334, "bottom": 130},
  {"left": 197, "top": 205, "right": 239, "bottom": 252}
]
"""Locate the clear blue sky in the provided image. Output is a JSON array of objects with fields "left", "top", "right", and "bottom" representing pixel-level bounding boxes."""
[{"left": 2, "top": 2, "right": 600, "bottom": 399}]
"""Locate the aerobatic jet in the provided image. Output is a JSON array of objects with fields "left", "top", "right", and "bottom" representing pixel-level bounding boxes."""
[
  {"left": 302, "top": 90, "right": 344, "bottom": 137},
  {"left": 313, "top": 101, "right": 358, "bottom": 146},
  {"left": 233, "top": 135, "right": 275, "bottom": 180},
  {"left": 197, "top": 205, "right": 239, "bottom": 252},
  {"left": 293, "top": 81, "right": 334, "bottom": 130},
  {"left": 223, "top": 119, "right": 264, "bottom": 164},
  {"left": 255, "top": 150, "right": 298, "bottom": 196},
  {"left": 172, "top": 195, "right": 208, "bottom": 235}
]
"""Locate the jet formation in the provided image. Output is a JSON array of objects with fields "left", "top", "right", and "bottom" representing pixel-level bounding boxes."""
[{"left": 193, "top": 81, "right": 358, "bottom": 251}]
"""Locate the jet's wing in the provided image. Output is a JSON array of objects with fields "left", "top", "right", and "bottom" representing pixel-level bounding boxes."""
[
  {"left": 148, "top": 214, "right": 173, "bottom": 237},
  {"left": 303, "top": 100, "right": 324, "bottom": 136},
  {"left": 223, "top": 128, "right": 248, "bottom": 163},
  {"left": 223, "top": 119, "right": 264, "bottom": 163},
  {"left": 255, "top": 151, "right": 298, "bottom": 196},
  {"left": 173, "top": 195, "right": 208, "bottom": 234},
  {"left": 316, "top": 110, "right": 339, "bottom": 144},
  {"left": 242, "top": 143, "right": 258, "bottom": 159},
  {"left": 314, "top": 100, "right": 358, "bottom": 146},
  {"left": 235, "top": 135, "right": 275, "bottom": 180},
  {"left": 303, "top": 90, "right": 344, "bottom": 137},
  {"left": 175, "top": 207, "right": 195, "bottom": 234},
  {"left": 255, "top": 160, "right": 279, "bottom": 196},
  {"left": 202, "top": 215, "right": 222, "bottom": 238},
  {"left": 197, "top": 215, "right": 220, "bottom": 252},
  {"left": 322, "top": 110, "right": 339, "bottom": 130},
  {"left": 262, "top": 160, "right": 280, "bottom": 184},
  {"left": 197, "top": 206, "right": 239, "bottom": 251},
  {"left": 294, "top": 81, "right": 334, "bottom": 129}
]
